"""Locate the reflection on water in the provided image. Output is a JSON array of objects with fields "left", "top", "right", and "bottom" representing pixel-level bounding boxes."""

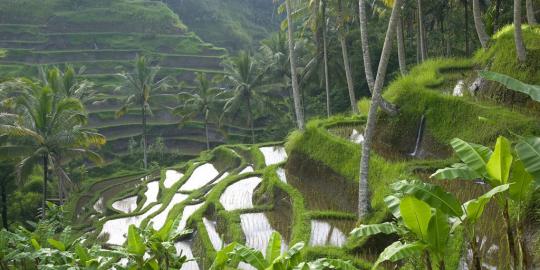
[
  {"left": 164, "top": 170, "right": 184, "bottom": 188},
  {"left": 259, "top": 146, "right": 287, "bottom": 166},
  {"left": 180, "top": 164, "right": 219, "bottom": 191},
  {"left": 112, "top": 196, "right": 138, "bottom": 213},
  {"left": 276, "top": 168, "right": 287, "bottom": 183},
  {"left": 309, "top": 220, "right": 352, "bottom": 247},
  {"left": 141, "top": 181, "right": 160, "bottom": 209},
  {"left": 175, "top": 241, "right": 200, "bottom": 270},
  {"left": 177, "top": 203, "right": 204, "bottom": 232},
  {"left": 100, "top": 204, "right": 162, "bottom": 245},
  {"left": 219, "top": 177, "right": 262, "bottom": 211},
  {"left": 93, "top": 197, "right": 104, "bottom": 213},
  {"left": 240, "top": 213, "right": 287, "bottom": 255},
  {"left": 151, "top": 193, "right": 189, "bottom": 230},
  {"left": 203, "top": 217, "right": 223, "bottom": 250}
]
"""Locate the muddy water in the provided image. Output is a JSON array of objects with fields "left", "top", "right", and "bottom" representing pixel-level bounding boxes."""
[
  {"left": 203, "top": 217, "right": 223, "bottom": 250},
  {"left": 175, "top": 241, "right": 200, "bottom": 270},
  {"left": 112, "top": 196, "right": 138, "bottom": 213},
  {"left": 309, "top": 219, "right": 355, "bottom": 247},
  {"left": 240, "top": 213, "right": 288, "bottom": 254},
  {"left": 164, "top": 170, "right": 184, "bottom": 188},
  {"left": 100, "top": 204, "right": 162, "bottom": 246},
  {"left": 141, "top": 181, "right": 160, "bottom": 209},
  {"left": 259, "top": 146, "right": 287, "bottom": 166},
  {"left": 151, "top": 193, "right": 189, "bottom": 230},
  {"left": 219, "top": 177, "right": 262, "bottom": 211},
  {"left": 180, "top": 164, "right": 219, "bottom": 191}
]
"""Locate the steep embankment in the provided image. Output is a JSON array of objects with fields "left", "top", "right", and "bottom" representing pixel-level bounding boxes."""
[{"left": 0, "top": 0, "right": 263, "bottom": 160}]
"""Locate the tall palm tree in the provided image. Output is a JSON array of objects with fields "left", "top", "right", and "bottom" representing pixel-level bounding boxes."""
[
  {"left": 396, "top": 5, "right": 407, "bottom": 75},
  {"left": 526, "top": 0, "right": 538, "bottom": 25},
  {"left": 358, "top": 0, "right": 403, "bottom": 218},
  {"left": 357, "top": 0, "right": 399, "bottom": 115},
  {"left": 173, "top": 73, "right": 223, "bottom": 150},
  {"left": 514, "top": 0, "right": 527, "bottom": 62},
  {"left": 336, "top": 0, "right": 359, "bottom": 114},
  {"left": 0, "top": 84, "right": 105, "bottom": 218},
  {"left": 472, "top": 0, "right": 490, "bottom": 49},
  {"left": 285, "top": 0, "right": 305, "bottom": 130},
  {"left": 116, "top": 56, "right": 169, "bottom": 169},
  {"left": 222, "top": 51, "right": 267, "bottom": 144},
  {"left": 417, "top": 0, "right": 427, "bottom": 61}
]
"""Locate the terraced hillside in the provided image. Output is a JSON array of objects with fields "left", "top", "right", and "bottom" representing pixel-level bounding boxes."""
[{"left": 0, "top": 0, "right": 265, "bottom": 159}]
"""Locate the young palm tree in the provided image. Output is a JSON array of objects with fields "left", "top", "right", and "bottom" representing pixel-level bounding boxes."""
[
  {"left": 285, "top": 0, "right": 305, "bottom": 130},
  {"left": 472, "top": 0, "right": 490, "bottom": 49},
  {"left": 514, "top": 0, "right": 527, "bottom": 62},
  {"left": 222, "top": 51, "right": 267, "bottom": 144},
  {"left": 38, "top": 65, "right": 94, "bottom": 102},
  {"left": 358, "top": 0, "right": 403, "bottom": 218},
  {"left": 173, "top": 73, "right": 223, "bottom": 150},
  {"left": 116, "top": 56, "right": 169, "bottom": 169},
  {"left": 0, "top": 85, "right": 104, "bottom": 218}
]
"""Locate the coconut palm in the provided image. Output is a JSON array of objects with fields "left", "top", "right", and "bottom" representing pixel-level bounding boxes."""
[
  {"left": 38, "top": 65, "right": 95, "bottom": 102},
  {"left": 526, "top": 0, "right": 538, "bottom": 25},
  {"left": 358, "top": 0, "right": 403, "bottom": 218},
  {"left": 514, "top": 0, "right": 527, "bottom": 62},
  {"left": 172, "top": 73, "right": 223, "bottom": 150},
  {"left": 0, "top": 84, "right": 105, "bottom": 218},
  {"left": 284, "top": 0, "right": 305, "bottom": 130},
  {"left": 116, "top": 55, "right": 170, "bottom": 169},
  {"left": 222, "top": 51, "right": 267, "bottom": 144},
  {"left": 336, "top": 0, "right": 358, "bottom": 114},
  {"left": 472, "top": 0, "right": 490, "bottom": 49}
]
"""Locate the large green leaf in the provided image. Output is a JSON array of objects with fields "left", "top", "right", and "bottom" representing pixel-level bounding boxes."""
[
  {"left": 47, "top": 238, "right": 66, "bottom": 251},
  {"left": 508, "top": 160, "right": 534, "bottom": 201},
  {"left": 486, "top": 137, "right": 513, "bottom": 185},
  {"left": 350, "top": 222, "right": 399, "bottom": 238},
  {"left": 304, "top": 258, "right": 359, "bottom": 270},
  {"left": 426, "top": 210, "right": 450, "bottom": 256},
  {"left": 479, "top": 70, "right": 540, "bottom": 102},
  {"left": 515, "top": 137, "right": 540, "bottom": 183},
  {"left": 372, "top": 241, "right": 426, "bottom": 270},
  {"left": 392, "top": 180, "right": 463, "bottom": 217},
  {"left": 384, "top": 195, "right": 402, "bottom": 218},
  {"left": 400, "top": 196, "right": 433, "bottom": 240},
  {"left": 450, "top": 138, "right": 492, "bottom": 176},
  {"left": 209, "top": 243, "right": 237, "bottom": 270},
  {"left": 230, "top": 244, "right": 268, "bottom": 270},
  {"left": 127, "top": 225, "right": 145, "bottom": 256},
  {"left": 266, "top": 232, "right": 282, "bottom": 263},
  {"left": 431, "top": 163, "right": 481, "bottom": 180},
  {"left": 463, "top": 184, "right": 510, "bottom": 223}
]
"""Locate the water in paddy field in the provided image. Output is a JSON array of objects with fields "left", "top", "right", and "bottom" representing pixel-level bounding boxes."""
[
  {"left": 239, "top": 165, "right": 254, "bottom": 174},
  {"left": 150, "top": 193, "right": 189, "bottom": 230},
  {"left": 141, "top": 181, "right": 160, "bottom": 209},
  {"left": 219, "top": 177, "right": 262, "bottom": 210},
  {"left": 259, "top": 146, "right": 287, "bottom": 166},
  {"left": 203, "top": 217, "right": 223, "bottom": 250},
  {"left": 241, "top": 212, "right": 288, "bottom": 253},
  {"left": 176, "top": 203, "right": 204, "bottom": 232},
  {"left": 164, "top": 170, "right": 184, "bottom": 188},
  {"left": 180, "top": 163, "right": 219, "bottom": 191},
  {"left": 175, "top": 241, "right": 200, "bottom": 270},
  {"left": 100, "top": 203, "right": 162, "bottom": 246},
  {"left": 112, "top": 196, "right": 138, "bottom": 213},
  {"left": 276, "top": 167, "right": 287, "bottom": 182},
  {"left": 349, "top": 129, "right": 365, "bottom": 144},
  {"left": 93, "top": 197, "right": 104, "bottom": 213},
  {"left": 309, "top": 219, "right": 354, "bottom": 247}
]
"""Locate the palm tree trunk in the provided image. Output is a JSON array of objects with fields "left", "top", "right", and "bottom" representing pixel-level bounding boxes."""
[
  {"left": 526, "top": 0, "right": 538, "bottom": 25},
  {"left": 472, "top": 0, "right": 490, "bottom": 49},
  {"left": 397, "top": 11, "right": 407, "bottom": 75},
  {"left": 495, "top": 0, "right": 502, "bottom": 31},
  {"left": 322, "top": 0, "right": 331, "bottom": 117},
  {"left": 42, "top": 155, "right": 48, "bottom": 219},
  {"left": 204, "top": 112, "right": 210, "bottom": 150},
  {"left": 465, "top": 0, "right": 471, "bottom": 56},
  {"left": 142, "top": 104, "right": 148, "bottom": 169},
  {"left": 515, "top": 0, "right": 528, "bottom": 62},
  {"left": 285, "top": 0, "right": 305, "bottom": 131},
  {"left": 417, "top": 0, "right": 427, "bottom": 61},
  {"left": 338, "top": 0, "right": 358, "bottom": 114},
  {"left": 358, "top": 0, "right": 403, "bottom": 218},
  {"left": 358, "top": 0, "right": 399, "bottom": 116},
  {"left": 1, "top": 178, "right": 7, "bottom": 229},
  {"left": 247, "top": 95, "right": 255, "bottom": 144}
]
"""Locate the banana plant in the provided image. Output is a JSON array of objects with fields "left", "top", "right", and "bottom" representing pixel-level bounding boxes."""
[
  {"left": 431, "top": 136, "right": 538, "bottom": 269},
  {"left": 478, "top": 70, "right": 540, "bottom": 102},
  {"left": 209, "top": 232, "right": 357, "bottom": 270},
  {"left": 352, "top": 180, "right": 509, "bottom": 270}
]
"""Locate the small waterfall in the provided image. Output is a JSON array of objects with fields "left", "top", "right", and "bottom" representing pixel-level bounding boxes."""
[{"left": 410, "top": 114, "right": 426, "bottom": 158}]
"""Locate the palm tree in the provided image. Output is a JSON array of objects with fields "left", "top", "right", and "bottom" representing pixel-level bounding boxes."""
[
  {"left": 472, "top": 0, "right": 490, "bottom": 49},
  {"left": 417, "top": 0, "right": 427, "bottom": 61},
  {"left": 173, "top": 73, "right": 223, "bottom": 150},
  {"left": 526, "top": 0, "right": 538, "bottom": 25},
  {"left": 396, "top": 5, "right": 407, "bottom": 75},
  {"left": 285, "top": 0, "right": 305, "bottom": 130},
  {"left": 336, "top": 0, "right": 359, "bottom": 114},
  {"left": 357, "top": 0, "right": 398, "bottom": 115},
  {"left": 116, "top": 56, "right": 169, "bottom": 169},
  {"left": 358, "top": 0, "right": 403, "bottom": 218},
  {"left": 38, "top": 65, "right": 95, "bottom": 102},
  {"left": 514, "top": 0, "right": 527, "bottom": 62},
  {"left": 0, "top": 163, "right": 13, "bottom": 229},
  {"left": 0, "top": 84, "right": 105, "bottom": 218},
  {"left": 222, "top": 51, "right": 267, "bottom": 144}
]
